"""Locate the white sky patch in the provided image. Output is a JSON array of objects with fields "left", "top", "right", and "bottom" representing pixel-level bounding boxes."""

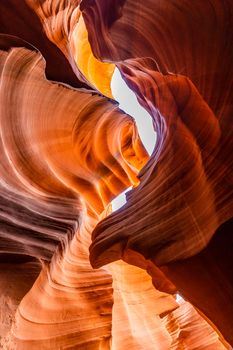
[
  {"left": 176, "top": 293, "right": 184, "bottom": 303},
  {"left": 110, "top": 67, "right": 157, "bottom": 211},
  {"left": 111, "top": 187, "right": 132, "bottom": 212},
  {"left": 111, "top": 68, "right": 156, "bottom": 156}
]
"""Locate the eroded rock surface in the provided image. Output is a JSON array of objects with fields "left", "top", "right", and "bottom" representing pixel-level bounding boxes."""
[{"left": 0, "top": 0, "right": 232, "bottom": 348}]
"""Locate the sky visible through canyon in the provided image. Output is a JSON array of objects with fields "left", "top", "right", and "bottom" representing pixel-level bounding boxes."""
[{"left": 111, "top": 67, "right": 156, "bottom": 211}]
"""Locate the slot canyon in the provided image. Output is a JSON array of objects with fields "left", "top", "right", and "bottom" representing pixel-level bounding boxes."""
[{"left": 0, "top": 0, "right": 232, "bottom": 349}]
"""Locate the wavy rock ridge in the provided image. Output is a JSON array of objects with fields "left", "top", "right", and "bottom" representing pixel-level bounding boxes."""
[{"left": 0, "top": 0, "right": 232, "bottom": 349}]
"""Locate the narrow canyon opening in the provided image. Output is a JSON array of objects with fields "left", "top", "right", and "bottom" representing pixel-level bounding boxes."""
[{"left": 110, "top": 67, "right": 157, "bottom": 211}]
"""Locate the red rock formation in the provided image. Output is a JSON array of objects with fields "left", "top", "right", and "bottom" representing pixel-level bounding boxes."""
[
  {"left": 26, "top": 0, "right": 115, "bottom": 97},
  {"left": 80, "top": 0, "right": 233, "bottom": 262},
  {"left": 0, "top": 0, "right": 232, "bottom": 349},
  {"left": 80, "top": 0, "right": 233, "bottom": 344}
]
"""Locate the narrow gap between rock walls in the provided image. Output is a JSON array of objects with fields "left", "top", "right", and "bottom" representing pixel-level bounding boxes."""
[{"left": 110, "top": 67, "right": 157, "bottom": 211}]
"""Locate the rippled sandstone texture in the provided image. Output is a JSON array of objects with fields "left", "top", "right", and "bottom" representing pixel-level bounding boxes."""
[{"left": 0, "top": 0, "right": 232, "bottom": 349}]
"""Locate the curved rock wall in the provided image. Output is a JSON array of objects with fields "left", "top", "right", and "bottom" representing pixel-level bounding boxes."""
[{"left": 0, "top": 0, "right": 232, "bottom": 349}]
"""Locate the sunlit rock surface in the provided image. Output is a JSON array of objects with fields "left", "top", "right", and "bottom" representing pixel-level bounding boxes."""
[
  {"left": 81, "top": 0, "right": 233, "bottom": 343},
  {"left": 0, "top": 0, "right": 232, "bottom": 349},
  {"left": 81, "top": 0, "right": 233, "bottom": 264},
  {"left": 26, "top": 0, "right": 115, "bottom": 97}
]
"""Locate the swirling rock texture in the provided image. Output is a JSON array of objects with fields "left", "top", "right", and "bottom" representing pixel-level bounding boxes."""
[{"left": 0, "top": 0, "right": 232, "bottom": 349}]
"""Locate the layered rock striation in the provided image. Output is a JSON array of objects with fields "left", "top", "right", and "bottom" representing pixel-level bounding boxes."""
[{"left": 0, "top": 0, "right": 232, "bottom": 349}]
